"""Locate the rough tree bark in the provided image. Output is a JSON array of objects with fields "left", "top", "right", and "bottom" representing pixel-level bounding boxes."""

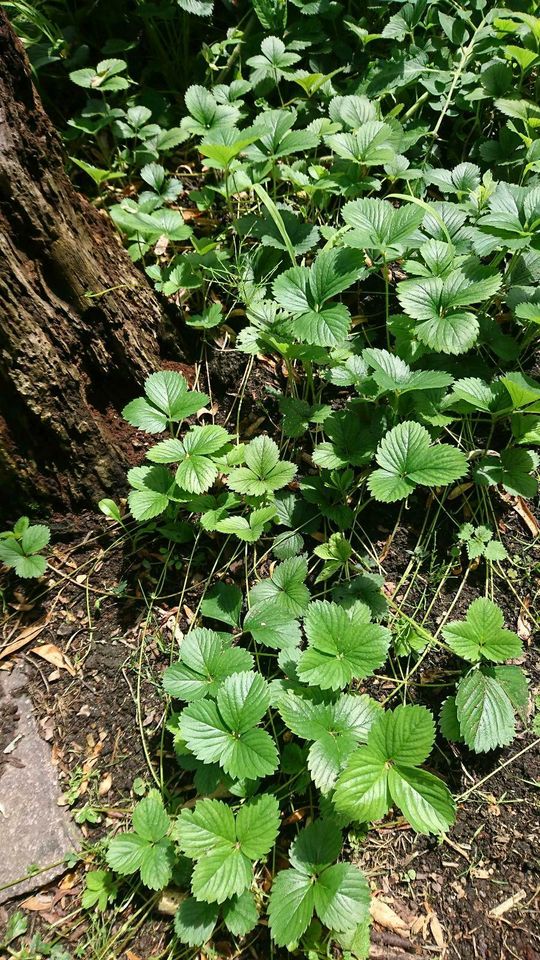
[{"left": 0, "top": 8, "right": 179, "bottom": 513}]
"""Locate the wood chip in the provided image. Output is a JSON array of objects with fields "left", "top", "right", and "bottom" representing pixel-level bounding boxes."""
[
  {"left": 489, "top": 889, "right": 527, "bottom": 918},
  {"left": 3, "top": 734, "right": 23, "bottom": 754},
  {"left": 30, "top": 643, "right": 76, "bottom": 676}
]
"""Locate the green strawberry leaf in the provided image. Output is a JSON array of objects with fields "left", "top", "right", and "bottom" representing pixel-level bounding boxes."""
[
  {"left": 249, "top": 555, "right": 310, "bottom": 617},
  {"left": 174, "top": 898, "right": 219, "bottom": 947},
  {"left": 455, "top": 669, "right": 516, "bottom": 752},
  {"left": 163, "top": 628, "right": 254, "bottom": 701},
  {"left": 442, "top": 598, "right": 522, "bottom": 663},
  {"left": 228, "top": 436, "right": 296, "bottom": 496},
  {"left": 297, "top": 600, "right": 390, "bottom": 690},
  {"left": 132, "top": 789, "right": 170, "bottom": 842},
  {"left": 200, "top": 583, "right": 243, "bottom": 626},
  {"left": 334, "top": 705, "right": 454, "bottom": 834},
  {"left": 368, "top": 421, "right": 467, "bottom": 502},
  {"left": 122, "top": 370, "right": 208, "bottom": 433}
]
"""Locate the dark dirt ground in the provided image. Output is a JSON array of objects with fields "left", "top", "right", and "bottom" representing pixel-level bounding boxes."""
[{"left": 0, "top": 354, "right": 539, "bottom": 960}]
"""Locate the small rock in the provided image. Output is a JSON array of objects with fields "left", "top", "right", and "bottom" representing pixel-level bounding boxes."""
[{"left": 0, "top": 666, "right": 79, "bottom": 904}]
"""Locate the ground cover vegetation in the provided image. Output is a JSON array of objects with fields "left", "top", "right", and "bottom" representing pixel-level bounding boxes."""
[{"left": 1, "top": 0, "right": 539, "bottom": 957}]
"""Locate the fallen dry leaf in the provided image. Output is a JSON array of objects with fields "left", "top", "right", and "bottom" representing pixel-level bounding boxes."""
[
  {"left": 30, "top": 643, "right": 76, "bottom": 676},
  {"left": 157, "top": 889, "right": 185, "bottom": 915},
  {"left": 489, "top": 889, "right": 526, "bottom": 918},
  {"left": 517, "top": 598, "right": 532, "bottom": 644},
  {"left": 244, "top": 415, "right": 266, "bottom": 438},
  {"left": 21, "top": 894, "right": 53, "bottom": 912},
  {"left": 0, "top": 620, "right": 49, "bottom": 662},
  {"left": 58, "top": 872, "right": 78, "bottom": 890},
  {"left": 98, "top": 772, "right": 112, "bottom": 796},
  {"left": 500, "top": 491, "right": 540, "bottom": 536},
  {"left": 370, "top": 898, "right": 410, "bottom": 935},
  {"left": 182, "top": 604, "right": 196, "bottom": 623},
  {"left": 154, "top": 234, "right": 169, "bottom": 257},
  {"left": 3, "top": 734, "right": 22, "bottom": 754},
  {"left": 430, "top": 913, "right": 445, "bottom": 949},
  {"left": 447, "top": 481, "right": 473, "bottom": 500},
  {"left": 410, "top": 915, "right": 426, "bottom": 937}
]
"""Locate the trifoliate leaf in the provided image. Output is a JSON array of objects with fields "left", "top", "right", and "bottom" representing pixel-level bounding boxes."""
[
  {"left": 123, "top": 372, "right": 207, "bottom": 434},
  {"left": 273, "top": 249, "right": 365, "bottom": 347},
  {"left": 151, "top": 425, "right": 232, "bottom": 494},
  {"left": 228, "top": 436, "right": 296, "bottom": 496},
  {"left": 215, "top": 506, "right": 278, "bottom": 542},
  {"left": 342, "top": 198, "right": 424, "bottom": 258},
  {"left": 249, "top": 556, "right": 310, "bottom": 617},
  {"left": 334, "top": 705, "right": 455, "bottom": 834},
  {"left": 175, "top": 795, "right": 279, "bottom": 904},
  {"left": 363, "top": 348, "right": 453, "bottom": 394},
  {"left": 312, "top": 408, "right": 383, "bottom": 470},
  {"left": 279, "top": 691, "right": 380, "bottom": 792},
  {"left": 163, "top": 628, "right": 253, "bottom": 701},
  {"left": 368, "top": 421, "right": 467, "bottom": 502},
  {"left": 473, "top": 448, "right": 538, "bottom": 498},
  {"left": 442, "top": 598, "right": 522, "bottom": 663},
  {"left": 326, "top": 121, "right": 398, "bottom": 166},
  {"left": 180, "top": 674, "right": 278, "bottom": 780},
  {"left": 397, "top": 263, "right": 502, "bottom": 354},
  {"left": 297, "top": 601, "right": 390, "bottom": 690},
  {"left": 268, "top": 820, "right": 369, "bottom": 946},
  {"left": 127, "top": 464, "right": 173, "bottom": 520},
  {"left": 425, "top": 163, "right": 480, "bottom": 196}
]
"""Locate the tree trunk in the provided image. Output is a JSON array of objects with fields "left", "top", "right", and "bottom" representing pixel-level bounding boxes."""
[{"left": 0, "top": 8, "right": 178, "bottom": 514}]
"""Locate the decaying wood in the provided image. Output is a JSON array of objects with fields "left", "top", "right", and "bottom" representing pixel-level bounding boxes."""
[{"left": 0, "top": 9, "right": 179, "bottom": 511}]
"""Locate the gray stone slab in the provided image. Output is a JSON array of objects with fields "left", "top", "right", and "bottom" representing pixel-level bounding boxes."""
[{"left": 0, "top": 665, "right": 79, "bottom": 904}]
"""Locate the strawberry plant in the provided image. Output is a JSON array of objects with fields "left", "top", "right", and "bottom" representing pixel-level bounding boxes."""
[
  {"left": 0, "top": 517, "right": 50, "bottom": 579},
  {"left": 440, "top": 599, "right": 528, "bottom": 753},
  {"left": 13, "top": 0, "right": 540, "bottom": 956}
]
